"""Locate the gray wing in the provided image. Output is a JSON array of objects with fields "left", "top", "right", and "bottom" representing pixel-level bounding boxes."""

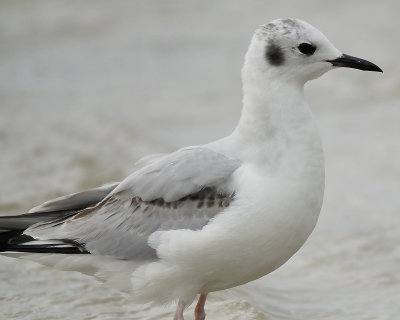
[
  {"left": 110, "top": 146, "right": 240, "bottom": 201},
  {"left": 26, "top": 151, "right": 167, "bottom": 215},
  {"left": 1, "top": 152, "right": 165, "bottom": 232},
  {"left": 0, "top": 183, "right": 118, "bottom": 234},
  {"left": 28, "top": 183, "right": 119, "bottom": 214},
  {"left": 25, "top": 147, "right": 240, "bottom": 260}
]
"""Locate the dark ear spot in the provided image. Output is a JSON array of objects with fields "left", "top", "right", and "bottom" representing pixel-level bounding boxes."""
[{"left": 265, "top": 42, "right": 285, "bottom": 66}]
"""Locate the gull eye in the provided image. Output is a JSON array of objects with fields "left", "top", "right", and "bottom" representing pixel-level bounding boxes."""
[{"left": 298, "top": 43, "right": 316, "bottom": 55}]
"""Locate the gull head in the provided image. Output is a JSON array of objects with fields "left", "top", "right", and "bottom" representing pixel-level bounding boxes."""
[{"left": 243, "top": 19, "right": 382, "bottom": 85}]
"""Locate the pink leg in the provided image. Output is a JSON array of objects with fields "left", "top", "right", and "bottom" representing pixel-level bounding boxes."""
[
  {"left": 174, "top": 300, "right": 185, "bottom": 320},
  {"left": 194, "top": 293, "right": 208, "bottom": 320}
]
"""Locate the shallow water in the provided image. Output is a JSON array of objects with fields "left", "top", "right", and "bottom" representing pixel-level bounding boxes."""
[{"left": 0, "top": 1, "right": 399, "bottom": 319}]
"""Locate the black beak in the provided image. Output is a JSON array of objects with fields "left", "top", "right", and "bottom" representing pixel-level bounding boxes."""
[{"left": 327, "top": 54, "right": 382, "bottom": 72}]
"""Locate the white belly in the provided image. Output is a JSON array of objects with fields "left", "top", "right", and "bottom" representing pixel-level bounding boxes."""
[
  {"left": 147, "top": 160, "right": 324, "bottom": 296},
  {"left": 201, "top": 173, "right": 323, "bottom": 292}
]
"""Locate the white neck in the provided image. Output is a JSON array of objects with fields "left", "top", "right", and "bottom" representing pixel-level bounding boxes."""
[
  {"left": 228, "top": 67, "right": 323, "bottom": 174},
  {"left": 235, "top": 78, "right": 307, "bottom": 140}
]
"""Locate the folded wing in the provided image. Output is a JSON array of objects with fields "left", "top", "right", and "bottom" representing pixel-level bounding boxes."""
[{"left": 2, "top": 147, "right": 240, "bottom": 260}]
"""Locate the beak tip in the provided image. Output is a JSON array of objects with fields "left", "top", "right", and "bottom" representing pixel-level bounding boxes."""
[{"left": 367, "top": 63, "right": 383, "bottom": 73}]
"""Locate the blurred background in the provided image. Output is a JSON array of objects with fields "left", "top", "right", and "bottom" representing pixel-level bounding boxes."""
[{"left": 0, "top": 1, "right": 399, "bottom": 319}]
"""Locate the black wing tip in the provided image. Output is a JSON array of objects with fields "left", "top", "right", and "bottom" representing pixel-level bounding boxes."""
[
  {"left": 2, "top": 245, "right": 88, "bottom": 254},
  {"left": 0, "top": 209, "right": 88, "bottom": 254},
  {"left": 1, "top": 241, "right": 89, "bottom": 254},
  {"left": 0, "top": 229, "right": 88, "bottom": 254}
]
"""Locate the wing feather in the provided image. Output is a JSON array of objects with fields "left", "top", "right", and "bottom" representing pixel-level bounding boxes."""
[
  {"left": 110, "top": 146, "right": 240, "bottom": 201},
  {"left": 28, "top": 183, "right": 119, "bottom": 214},
  {"left": 27, "top": 188, "right": 235, "bottom": 259},
  {"left": 22, "top": 147, "right": 240, "bottom": 260}
]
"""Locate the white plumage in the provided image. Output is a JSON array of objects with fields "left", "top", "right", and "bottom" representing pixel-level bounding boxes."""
[{"left": 0, "top": 18, "right": 381, "bottom": 320}]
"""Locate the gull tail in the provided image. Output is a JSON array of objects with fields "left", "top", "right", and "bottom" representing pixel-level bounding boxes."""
[
  {"left": 0, "top": 182, "right": 140, "bottom": 293},
  {"left": 0, "top": 211, "right": 136, "bottom": 293},
  {"left": 0, "top": 186, "right": 102, "bottom": 253},
  {"left": 0, "top": 212, "right": 86, "bottom": 254},
  {"left": 0, "top": 182, "right": 118, "bottom": 254}
]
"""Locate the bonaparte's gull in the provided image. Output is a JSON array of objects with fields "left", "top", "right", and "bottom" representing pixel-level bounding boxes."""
[{"left": 0, "top": 19, "right": 382, "bottom": 320}]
